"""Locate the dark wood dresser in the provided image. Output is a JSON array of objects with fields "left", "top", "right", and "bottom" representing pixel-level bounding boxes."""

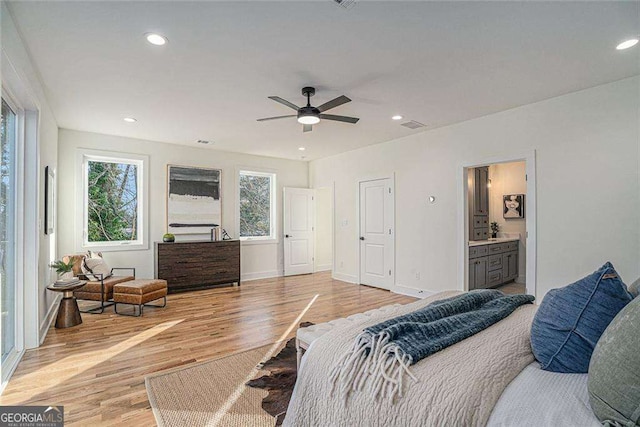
[{"left": 154, "top": 240, "right": 240, "bottom": 293}]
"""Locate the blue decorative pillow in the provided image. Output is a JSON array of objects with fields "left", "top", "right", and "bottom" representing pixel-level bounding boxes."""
[{"left": 531, "top": 262, "right": 633, "bottom": 373}]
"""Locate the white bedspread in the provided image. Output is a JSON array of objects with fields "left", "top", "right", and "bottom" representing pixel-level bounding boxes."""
[{"left": 284, "top": 291, "right": 538, "bottom": 427}]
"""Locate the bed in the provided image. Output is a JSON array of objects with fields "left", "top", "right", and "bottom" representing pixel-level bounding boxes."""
[{"left": 284, "top": 291, "right": 600, "bottom": 426}]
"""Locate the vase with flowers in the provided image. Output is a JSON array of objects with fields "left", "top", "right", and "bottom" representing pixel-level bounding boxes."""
[{"left": 490, "top": 222, "right": 500, "bottom": 239}]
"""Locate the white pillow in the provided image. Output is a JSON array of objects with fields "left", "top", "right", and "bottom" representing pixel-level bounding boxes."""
[{"left": 81, "top": 253, "right": 112, "bottom": 281}]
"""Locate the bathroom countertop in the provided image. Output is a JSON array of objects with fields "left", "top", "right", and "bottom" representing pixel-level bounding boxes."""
[{"left": 468, "top": 237, "right": 520, "bottom": 247}]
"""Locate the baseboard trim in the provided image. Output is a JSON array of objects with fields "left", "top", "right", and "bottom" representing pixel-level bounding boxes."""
[
  {"left": 332, "top": 272, "right": 358, "bottom": 284},
  {"left": 392, "top": 284, "right": 437, "bottom": 299},
  {"left": 314, "top": 263, "right": 332, "bottom": 273},
  {"left": 516, "top": 274, "right": 526, "bottom": 284},
  {"left": 241, "top": 270, "right": 283, "bottom": 282},
  {"left": 39, "top": 294, "right": 61, "bottom": 345}
]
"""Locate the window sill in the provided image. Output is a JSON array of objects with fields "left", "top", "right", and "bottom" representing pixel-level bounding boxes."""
[
  {"left": 82, "top": 242, "right": 149, "bottom": 252},
  {"left": 240, "top": 238, "right": 278, "bottom": 246}
]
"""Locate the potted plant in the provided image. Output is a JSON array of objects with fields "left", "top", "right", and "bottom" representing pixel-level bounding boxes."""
[
  {"left": 490, "top": 222, "right": 499, "bottom": 239},
  {"left": 163, "top": 233, "right": 175, "bottom": 243},
  {"left": 50, "top": 259, "right": 75, "bottom": 280}
]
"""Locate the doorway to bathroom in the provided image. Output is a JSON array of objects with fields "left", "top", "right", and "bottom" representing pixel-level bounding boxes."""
[{"left": 458, "top": 151, "right": 537, "bottom": 297}]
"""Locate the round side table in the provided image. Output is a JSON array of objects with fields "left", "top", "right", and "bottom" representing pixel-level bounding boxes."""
[{"left": 46, "top": 281, "right": 87, "bottom": 329}]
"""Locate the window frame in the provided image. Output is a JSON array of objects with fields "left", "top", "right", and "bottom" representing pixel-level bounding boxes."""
[
  {"left": 0, "top": 87, "right": 26, "bottom": 385},
  {"left": 78, "top": 149, "right": 149, "bottom": 251},
  {"left": 236, "top": 169, "right": 277, "bottom": 244}
]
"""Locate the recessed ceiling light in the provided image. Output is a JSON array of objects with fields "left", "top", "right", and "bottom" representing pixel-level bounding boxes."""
[
  {"left": 298, "top": 147, "right": 306, "bottom": 151},
  {"left": 616, "top": 38, "right": 638, "bottom": 50},
  {"left": 145, "top": 33, "right": 167, "bottom": 46},
  {"left": 123, "top": 117, "right": 137, "bottom": 123},
  {"left": 392, "top": 115, "right": 403, "bottom": 120}
]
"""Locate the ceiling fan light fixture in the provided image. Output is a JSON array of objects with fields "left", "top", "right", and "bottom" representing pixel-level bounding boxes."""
[
  {"left": 297, "top": 114, "right": 320, "bottom": 125},
  {"left": 258, "top": 87, "right": 358, "bottom": 131}
]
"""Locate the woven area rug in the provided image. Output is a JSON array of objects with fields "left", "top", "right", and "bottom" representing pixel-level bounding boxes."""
[{"left": 146, "top": 343, "right": 287, "bottom": 427}]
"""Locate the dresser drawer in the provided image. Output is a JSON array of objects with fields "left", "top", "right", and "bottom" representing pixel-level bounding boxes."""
[
  {"left": 488, "top": 243, "right": 506, "bottom": 254},
  {"left": 167, "top": 271, "right": 239, "bottom": 291},
  {"left": 469, "top": 245, "right": 489, "bottom": 258},
  {"left": 473, "top": 216, "right": 489, "bottom": 228},
  {"left": 159, "top": 243, "right": 238, "bottom": 258},
  {"left": 158, "top": 257, "right": 204, "bottom": 268},
  {"left": 200, "top": 253, "right": 240, "bottom": 265},
  {"left": 506, "top": 241, "right": 519, "bottom": 251},
  {"left": 487, "top": 270, "right": 503, "bottom": 287},
  {"left": 488, "top": 254, "right": 503, "bottom": 271},
  {"left": 165, "top": 274, "right": 197, "bottom": 288},
  {"left": 473, "top": 229, "right": 488, "bottom": 240},
  {"left": 201, "top": 269, "right": 239, "bottom": 284}
]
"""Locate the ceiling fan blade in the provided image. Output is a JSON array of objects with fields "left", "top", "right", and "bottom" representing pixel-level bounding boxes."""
[
  {"left": 319, "top": 114, "right": 359, "bottom": 124},
  {"left": 256, "top": 115, "right": 296, "bottom": 122},
  {"left": 317, "top": 95, "right": 351, "bottom": 112},
  {"left": 268, "top": 96, "right": 300, "bottom": 111},
  {"left": 303, "top": 124, "right": 312, "bottom": 132}
]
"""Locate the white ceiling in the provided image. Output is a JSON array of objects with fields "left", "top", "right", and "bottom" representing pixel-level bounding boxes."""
[{"left": 7, "top": 1, "right": 640, "bottom": 161}]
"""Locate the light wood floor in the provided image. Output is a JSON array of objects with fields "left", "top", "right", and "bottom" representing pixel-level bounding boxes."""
[
  {"left": 0, "top": 272, "right": 415, "bottom": 426},
  {"left": 496, "top": 282, "right": 526, "bottom": 295}
]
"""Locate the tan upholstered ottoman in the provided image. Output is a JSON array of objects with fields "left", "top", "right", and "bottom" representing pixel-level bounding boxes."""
[{"left": 113, "top": 279, "right": 167, "bottom": 317}]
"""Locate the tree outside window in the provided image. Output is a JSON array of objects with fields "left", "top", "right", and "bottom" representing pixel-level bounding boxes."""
[
  {"left": 82, "top": 153, "right": 145, "bottom": 248},
  {"left": 239, "top": 171, "right": 275, "bottom": 240},
  {"left": 87, "top": 161, "right": 138, "bottom": 242}
]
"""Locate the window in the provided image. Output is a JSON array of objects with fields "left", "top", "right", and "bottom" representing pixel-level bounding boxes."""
[
  {"left": 239, "top": 170, "right": 276, "bottom": 241},
  {"left": 1, "top": 97, "right": 17, "bottom": 364},
  {"left": 81, "top": 152, "right": 147, "bottom": 249}
]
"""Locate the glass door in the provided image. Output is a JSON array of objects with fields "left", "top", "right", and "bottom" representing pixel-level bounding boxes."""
[{"left": 0, "top": 98, "right": 17, "bottom": 368}]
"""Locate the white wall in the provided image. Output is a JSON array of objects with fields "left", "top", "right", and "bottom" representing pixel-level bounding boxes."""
[
  {"left": 57, "top": 129, "right": 308, "bottom": 280},
  {"left": 2, "top": 3, "right": 60, "bottom": 346},
  {"left": 488, "top": 161, "right": 526, "bottom": 283},
  {"left": 314, "top": 187, "right": 333, "bottom": 272},
  {"left": 311, "top": 77, "right": 640, "bottom": 301}
]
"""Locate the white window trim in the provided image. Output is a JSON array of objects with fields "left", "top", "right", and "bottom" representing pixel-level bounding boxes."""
[
  {"left": 0, "top": 87, "right": 26, "bottom": 389},
  {"left": 76, "top": 149, "right": 149, "bottom": 252},
  {"left": 236, "top": 168, "right": 277, "bottom": 245},
  {"left": 2, "top": 42, "right": 45, "bottom": 370}
]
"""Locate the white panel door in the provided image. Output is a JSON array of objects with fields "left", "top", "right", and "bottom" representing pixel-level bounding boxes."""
[
  {"left": 284, "top": 188, "right": 315, "bottom": 276},
  {"left": 359, "top": 178, "right": 394, "bottom": 289}
]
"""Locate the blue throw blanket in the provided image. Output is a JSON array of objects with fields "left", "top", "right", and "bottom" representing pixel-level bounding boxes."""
[{"left": 330, "top": 290, "right": 534, "bottom": 402}]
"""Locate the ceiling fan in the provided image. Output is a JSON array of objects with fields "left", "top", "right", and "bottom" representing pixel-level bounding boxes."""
[{"left": 257, "top": 87, "right": 360, "bottom": 132}]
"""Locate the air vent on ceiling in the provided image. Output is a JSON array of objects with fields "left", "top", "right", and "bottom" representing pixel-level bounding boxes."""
[
  {"left": 333, "top": 0, "right": 356, "bottom": 10},
  {"left": 196, "top": 139, "right": 213, "bottom": 145},
  {"left": 400, "top": 120, "right": 427, "bottom": 130}
]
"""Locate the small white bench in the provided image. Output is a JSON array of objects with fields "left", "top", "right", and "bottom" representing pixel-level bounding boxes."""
[{"left": 296, "top": 303, "right": 403, "bottom": 369}]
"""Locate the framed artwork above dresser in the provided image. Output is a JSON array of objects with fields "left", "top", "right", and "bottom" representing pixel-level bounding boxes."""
[{"left": 167, "top": 165, "right": 222, "bottom": 235}]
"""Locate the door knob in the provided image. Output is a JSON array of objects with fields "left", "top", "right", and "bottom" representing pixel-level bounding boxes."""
[
  {"left": 360, "top": 237, "right": 365, "bottom": 241},
  {"left": 285, "top": 234, "right": 292, "bottom": 238}
]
